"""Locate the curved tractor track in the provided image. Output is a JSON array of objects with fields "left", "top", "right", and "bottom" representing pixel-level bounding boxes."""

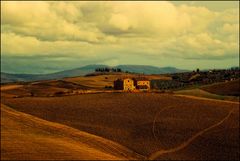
[{"left": 149, "top": 108, "right": 235, "bottom": 160}]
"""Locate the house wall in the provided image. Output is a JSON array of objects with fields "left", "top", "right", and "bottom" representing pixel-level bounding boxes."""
[
  {"left": 136, "top": 81, "right": 150, "bottom": 89},
  {"left": 114, "top": 80, "right": 124, "bottom": 90},
  {"left": 123, "top": 79, "right": 135, "bottom": 91}
]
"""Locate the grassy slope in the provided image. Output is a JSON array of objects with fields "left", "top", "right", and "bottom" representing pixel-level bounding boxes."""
[
  {"left": 65, "top": 74, "right": 171, "bottom": 89},
  {"left": 1, "top": 74, "right": 171, "bottom": 97},
  {"left": 175, "top": 88, "right": 239, "bottom": 102},
  {"left": 201, "top": 79, "right": 240, "bottom": 96},
  {"left": 1, "top": 104, "right": 144, "bottom": 160},
  {"left": 2, "top": 93, "right": 239, "bottom": 160},
  {"left": 175, "top": 79, "right": 240, "bottom": 102}
]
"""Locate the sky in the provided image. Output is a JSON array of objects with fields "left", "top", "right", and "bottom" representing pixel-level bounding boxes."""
[{"left": 1, "top": 1, "right": 239, "bottom": 74}]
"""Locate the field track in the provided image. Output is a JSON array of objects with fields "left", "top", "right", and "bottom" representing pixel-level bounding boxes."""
[
  {"left": 175, "top": 94, "right": 239, "bottom": 105},
  {"left": 149, "top": 108, "right": 235, "bottom": 160},
  {"left": 1, "top": 92, "right": 239, "bottom": 160}
]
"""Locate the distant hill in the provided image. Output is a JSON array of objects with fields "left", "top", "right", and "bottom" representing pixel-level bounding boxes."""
[
  {"left": 1, "top": 64, "right": 188, "bottom": 83},
  {"left": 1, "top": 65, "right": 108, "bottom": 83},
  {"left": 116, "top": 65, "right": 188, "bottom": 74},
  {"left": 1, "top": 73, "right": 38, "bottom": 83}
]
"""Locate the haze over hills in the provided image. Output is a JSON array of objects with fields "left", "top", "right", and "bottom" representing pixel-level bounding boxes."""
[
  {"left": 1, "top": 64, "right": 189, "bottom": 83},
  {"left": 116, "top": 65, "right": 188, "bottom": 74}
]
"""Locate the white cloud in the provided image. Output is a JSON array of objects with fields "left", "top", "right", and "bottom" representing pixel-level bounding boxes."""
[
  {"left": 1, "top": 1, "right": 239, "bottom": 62},
  {"left": 109, "top": 14, "right": 130, "bottom": 31}
]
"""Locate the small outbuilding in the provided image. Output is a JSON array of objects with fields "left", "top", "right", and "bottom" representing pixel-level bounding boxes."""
[{"left": 133, "top": 77, "right": 150, "bottom": 91}]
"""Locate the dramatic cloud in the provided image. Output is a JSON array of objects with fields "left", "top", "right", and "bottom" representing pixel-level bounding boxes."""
[{"left": 1, "top": 1, "right": 239, "bottom": 73}]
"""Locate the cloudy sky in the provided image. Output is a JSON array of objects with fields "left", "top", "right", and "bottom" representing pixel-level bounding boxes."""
[{"left": 1, "top": 1, "right": 239, "bottom": 74}]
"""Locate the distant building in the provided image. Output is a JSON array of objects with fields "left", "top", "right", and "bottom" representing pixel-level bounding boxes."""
[
  {"left": 114, "top": 78, "right": 135, "bottom": 91},
  {"left": 133, "top": 77, "right": 150, "bottom": 91},
  {"left": 114, "top": 77, "right": 150, "bottom": 91}
]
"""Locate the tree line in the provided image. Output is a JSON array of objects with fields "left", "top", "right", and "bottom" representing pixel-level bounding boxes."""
[{"left": 95, "top": 67, "right": 122, "bottom": 72}]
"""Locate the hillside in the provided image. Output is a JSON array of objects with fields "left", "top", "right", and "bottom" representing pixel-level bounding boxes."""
[
  {"left": 1, "top": 74, "right": 171, "bottom": 97},
  {"left": 175, "top": 88, "right": 239, "bottom": 102},
  {"left": 0, "top": 65, "right": 105, "bottom": 84},
  {"left": 1, "top": 104, "right": 144, "bottom": 160},
  {"left": 201, "top": 79, "right": 240, "bottom": 96},
  {"left": 1, "top": 72, "right": 37, "bottom": 83},
  {"left": 65, "top": 73, "right": 171, "bottom": 89},
  {"left": 116, "top": 65, "right": 188, "bottom": 74},
  {"left": 1, "top": 64, "right": 187, "bottom": 83},
  {"left": 2, "top": 93, "right": 239, "bottom": 160}
]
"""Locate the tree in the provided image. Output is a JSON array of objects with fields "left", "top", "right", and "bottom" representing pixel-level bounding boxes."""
[
  {"left": 105, "top": 67, "right": 110, "bottom": 72},
  {"left": 117, "top": 68, "right": 122, "bottom": 72},
  {"left": 196, "top": 68, "right": 200, "bottom": 73}
]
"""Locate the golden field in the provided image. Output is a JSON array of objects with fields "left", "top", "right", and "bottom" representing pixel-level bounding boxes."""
[
  {"left": 1, "top": 92, "right": 239, "bottom": 160},
  {"left": 1, "top": 104, "right": 143, "bottom": 160},
  {"left": 1, "top": 74, "right": 239, "bottom": 160}
]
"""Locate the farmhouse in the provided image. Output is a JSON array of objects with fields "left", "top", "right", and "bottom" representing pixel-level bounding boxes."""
[
  {"left": 114, "top": 77, "right": 150, "bottom": 91},
  {"left": 133, "top": 77, "right": 150, "bottom": 91},
  {"left": 114, "top": 78, "right": 135, "bottom": 91}
]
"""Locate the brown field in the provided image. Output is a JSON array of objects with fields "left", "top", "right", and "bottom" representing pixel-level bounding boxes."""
[
  {"left": 153, "top": 107, "right": 239, "bottom": 160},
  {"left": 1, "top": 92, "right": 239, "bottom": 160},
  {"left": 201, "top": 79, "right": 240, "bottom": 96},
  {"left": 1, "top": 104, "right": 143, "bottom": 160}
]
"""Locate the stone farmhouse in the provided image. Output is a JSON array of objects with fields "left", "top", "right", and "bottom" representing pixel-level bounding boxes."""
[
  {"left": 114, "top": 78, "right": 135, "bottom": 91},
  {"left": 114, "top": 77, "right": 150, "bottom": 91}
]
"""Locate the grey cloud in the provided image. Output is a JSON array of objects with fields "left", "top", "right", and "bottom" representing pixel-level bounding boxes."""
[{"left": 1, "top": 1, "right": 239, "bottom": 74}]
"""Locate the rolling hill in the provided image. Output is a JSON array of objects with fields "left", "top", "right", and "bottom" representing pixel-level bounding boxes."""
[
  {"left": 116, "top": 65, "right": 188, "bottom": 74},
  {"left": 1, "top": 65, "right": 107, "bottom": 84},
  {"left": 1, "top": 64, "right": 188, "bottom": 83},
  {"left": 1, "top": 75, "right": 239, "bottom": 160},
  {"left": 0, "top": 74, "right": 170, "bottom": 97},
  {"left": 174, "top": 79, "right": 240, "bottom": 102},
  {"left": 1, "top": 104, "right": 144, "bottom": 160},
  {"left": 201, "top": 79, "right": 240, "bottom": 96},
  {"left": 2, "top": 93, "right": 239, "bottom": 160}
]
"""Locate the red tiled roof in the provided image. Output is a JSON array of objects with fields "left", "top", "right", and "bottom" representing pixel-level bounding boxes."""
[{"left": 114, "top": 78, "right": 133, "bottom": 81}]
